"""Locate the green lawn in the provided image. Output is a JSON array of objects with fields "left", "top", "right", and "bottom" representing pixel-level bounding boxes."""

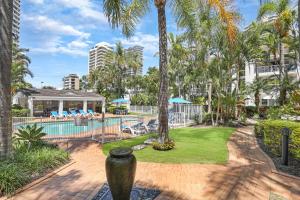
[{"left": 103, "top": 127, "right": 235, "bottom": 164}]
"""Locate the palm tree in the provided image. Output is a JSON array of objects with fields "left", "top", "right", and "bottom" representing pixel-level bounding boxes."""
[
  {"left": 11, "top": 45, "right": 33, "bottom": 94},
  {"left": 0, "top": 0, "right": 13, "bottom": 159},
  {"left": 258, "top": 0, "right": 295, "bottom": 105},
  {"left": 103, "top": 0, "right": 237, "bottom": 143}
]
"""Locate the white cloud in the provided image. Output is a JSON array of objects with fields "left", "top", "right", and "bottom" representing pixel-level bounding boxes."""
[
  {"left": 31, "top": 36, "right": 88, "bottom": 57},
  {"left": 114, "top": 32, "right": 159, "bottom": 55},
  {"left": 28, "top": 0, "right": 44, "bottom": 4},
  {"left": 23, "top": 15, "right": 89, "bottom": 37},
  {"left": 54, "top": 0, "right": 107, "bottom": 23}
]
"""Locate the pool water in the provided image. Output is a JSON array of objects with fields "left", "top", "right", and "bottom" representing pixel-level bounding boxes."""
[{"left": 15, "top": 117, "right": 140, "bottom": 136}]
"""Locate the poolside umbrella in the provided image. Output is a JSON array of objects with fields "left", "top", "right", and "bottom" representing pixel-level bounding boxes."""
[
  {"left": 169, "top": 97, "right": 191, "bottom": 113},
  {"left": 168, "top": 97, "right": 191, "bottom": 104},
  {"left": 112, "top": 98, "right": 129, "bottom": 104}
]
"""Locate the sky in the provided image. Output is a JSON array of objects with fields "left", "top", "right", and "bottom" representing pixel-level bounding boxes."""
[{"left": 21, "top": 0, "right": 262, "bottom": 89}]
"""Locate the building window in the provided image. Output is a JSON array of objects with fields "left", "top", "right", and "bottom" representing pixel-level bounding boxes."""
[{"left": 261, "top": 99, "right": 268, "bottom": 106}]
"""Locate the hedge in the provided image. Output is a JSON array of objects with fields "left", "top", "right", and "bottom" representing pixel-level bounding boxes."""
[
  {"left": 255, "top": 120, "right": 300, "bottom": 159},
  {"left": 12, "top": 109, "right": 30, "bottom": 117}
]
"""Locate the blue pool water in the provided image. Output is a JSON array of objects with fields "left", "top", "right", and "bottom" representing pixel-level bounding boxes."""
[{"left": 15, "top": 117, "right": 139, "bottom": 136}]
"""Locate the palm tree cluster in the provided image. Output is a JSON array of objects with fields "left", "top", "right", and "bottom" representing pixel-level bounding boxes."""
[{"left": 89, "top": 42, "right": 143, "bottom": 101}]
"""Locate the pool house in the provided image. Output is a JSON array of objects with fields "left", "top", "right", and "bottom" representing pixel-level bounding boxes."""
[{"left": 13, "top": 88, "right": 106, "bottom": 117}]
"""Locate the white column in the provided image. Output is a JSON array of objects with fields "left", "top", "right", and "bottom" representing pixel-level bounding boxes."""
[
  {"left": 28, "top": 98, "right": 33, "bottom": 117},
  {"left": 83, "top": 100, "right": 88, "bottom": 112},
  {"left": 59, "top": 100, "right": 64, "bottom": 116},
  {"left": 102, "top": 100, "right": 106, "bottom": 114}
]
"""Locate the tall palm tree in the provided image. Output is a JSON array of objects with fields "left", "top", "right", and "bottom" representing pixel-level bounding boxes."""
[
  {"left": 258, "top": 0, "right": 295, "bottom": 105},
  {"left": 11, "top": 45, "right": 33, "bottom": 94},
  {"left": 103, "top": 0, "right": 236, "bottom": 143},
  {"left": 0, "top": 0, "right": 13, "bottom": 158}
]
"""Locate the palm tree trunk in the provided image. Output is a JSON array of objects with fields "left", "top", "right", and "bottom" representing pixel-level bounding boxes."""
[
  {"left": 155, "top": 0, "right": 169, "bottom": 143},
  {"left": 278, "top": 41, "right": 286, "bottom": 105},
  {"left": 298, "top": 0, "right": 300, "bottom": 62},
  {"left": 0, "top": 0, "right": 13, "bottom": 159}
]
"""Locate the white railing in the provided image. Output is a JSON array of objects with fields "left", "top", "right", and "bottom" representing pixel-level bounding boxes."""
[
  {"left": 12, "top": 116, "right": 144, "bottom": 142},
  {"left": 129, "top": 105, "right": 203, "bottom": 127}
]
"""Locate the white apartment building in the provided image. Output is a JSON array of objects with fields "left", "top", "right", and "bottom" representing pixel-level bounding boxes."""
[
  {"left": 125, "top": 45, "right": 144, "bottom": 76},
  {"left": 88, "top": 42, "right": 113, "bottom": 74},
  {"left": 63, "top": 74, "right": 80, "bottom": 90},
  {"left": 13, "top": 0, "right": 21, "bottom": 44}
]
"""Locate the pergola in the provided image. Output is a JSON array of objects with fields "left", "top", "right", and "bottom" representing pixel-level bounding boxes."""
[{"left": 25, "top": 89, "right": 106, "bottom": 117}]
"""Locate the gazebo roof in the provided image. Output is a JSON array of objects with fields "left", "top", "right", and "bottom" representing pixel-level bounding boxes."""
[{"left": 18, "top": 88, "right": 105, "bottom": 101}]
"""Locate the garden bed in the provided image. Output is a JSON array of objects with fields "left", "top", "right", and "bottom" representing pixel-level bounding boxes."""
[
  {"left": 257, "top": 138, "right": 300, "bottom": 177},
  {"left": 0, "top": 143, "right": 69, "bottom": 196}
]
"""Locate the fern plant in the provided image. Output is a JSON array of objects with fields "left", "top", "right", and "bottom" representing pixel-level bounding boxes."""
[{"left": 14, "top": 124, "right": 46, "bottom": 150}]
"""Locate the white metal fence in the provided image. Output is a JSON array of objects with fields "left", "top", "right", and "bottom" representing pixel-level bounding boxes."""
[
  {"left": 129, "top": 105, "right": 203, "bottom": 127},
  {"left": 12, "top": 116, "right": 146, "bottom": 143},
  {"left": 12, "top": 106, "right": 203, "bottom": 142}
]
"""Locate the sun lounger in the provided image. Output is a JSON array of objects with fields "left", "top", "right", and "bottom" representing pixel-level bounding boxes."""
[
  {"left": 70, "top": 110, "right": 79, "bottom": 117},
  {"left": 62, "top": 111, "right": 71, "bottom": 118},
  {"left": 88, "top": 109, "right": 95, "bottom": 116},
  {"left": 121, "top": 122, "right": 147, "bottom": 136},
  {"left": 79, "top": 109, "right": 89, "bottom": 116},
  {"left": 50, "top": 111, "right": 60, "bottom": 118}
]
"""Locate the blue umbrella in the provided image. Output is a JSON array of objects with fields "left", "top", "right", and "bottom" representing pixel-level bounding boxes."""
[
  {"left": 112, "top": 98, "right": 129, "bottom": 103},
  {"left": 168, "top": 97, "right": 191, "bottom": 104}
]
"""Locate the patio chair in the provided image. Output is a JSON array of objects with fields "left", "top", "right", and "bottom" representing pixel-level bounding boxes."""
[
  {"left": 70, "top": 110, "right": 79, "bottom": 117},
  {"left": 144, "top": 119, "right": 158, "bottom": 132},
  {"left": 79, "top": 109, "right": 89, "bottom": 116},
  {"left": 62, "top": 111, "right": 71, "bottom": 118},
  {"left": 121, "top": 122, "right": 147, "bottom": 136},
  {"left": 50, "top": 111, "right": 60, "bottom": 119},
  {"left": 88, "top": 109, "right": 95, "bottom": 116}
]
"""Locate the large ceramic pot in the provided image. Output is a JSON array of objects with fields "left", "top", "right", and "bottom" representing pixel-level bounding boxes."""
[{"left": 105, "top": 147, "right": 136, "bottom": 200}]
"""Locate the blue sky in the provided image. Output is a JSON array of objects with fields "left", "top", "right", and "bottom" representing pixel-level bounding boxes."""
[{"left": 21, "top": 0, "right": 262, "bottom": 88}]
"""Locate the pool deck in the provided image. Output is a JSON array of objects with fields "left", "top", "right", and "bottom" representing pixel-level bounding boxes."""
[{"left": 4, "top": 127, "right": 300, "bottom": 200}]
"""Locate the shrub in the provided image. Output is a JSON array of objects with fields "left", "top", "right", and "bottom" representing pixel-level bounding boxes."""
[
  {"left": 255, "top": 120, "right": 300, "bottom": 159},
  {"left": 107, "top": 106, "right": 117, "bottom": 113},
  {"left": 152, "top": 140, "right": 175, "bottom": 151},
  {"left": 14, "top": 124, "right": 46, "bottom": 149},
  {"left": 12, "top": 109, "right": 30, "bottom": 117},
  {"left": 193, "top": 114, "right": 201, "bottom": 125},
  {"left": 0, "top": 144, "right": 69, "bottom": 196}
]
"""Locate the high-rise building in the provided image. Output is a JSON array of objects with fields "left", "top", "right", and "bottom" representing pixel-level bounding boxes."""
[
  {"left": 125, "top": 45, "right": 144, "bottom": 76},
  {"left": 12, "top": 0, "right": 21, "bottom": 44},
  {"left": 88, "top": 42, "right": 113, "bottom": 74},
  {"left": 63, "top": 74, "right": 80, "bottom": 90},
  {"left": 259, "top": 0, "right": 270, "bottom": 5}
]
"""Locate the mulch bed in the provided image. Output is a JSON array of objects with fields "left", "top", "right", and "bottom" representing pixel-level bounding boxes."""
[{"left": 257, "top": 138, "right": 300, "bottom": 177}]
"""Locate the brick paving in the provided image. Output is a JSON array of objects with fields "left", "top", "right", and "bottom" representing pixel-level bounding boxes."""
[{"left": 6, "top": 127, "right": 300, "bottom": 200}]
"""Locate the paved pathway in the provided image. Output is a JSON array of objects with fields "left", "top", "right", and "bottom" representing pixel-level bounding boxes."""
[{"left": 6, "top": 127, "right": 300, "bottom": 200}]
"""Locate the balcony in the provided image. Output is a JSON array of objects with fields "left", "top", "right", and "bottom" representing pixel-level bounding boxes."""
[{"left": 257, "top": 64, "right": 298, "bottom": 75}]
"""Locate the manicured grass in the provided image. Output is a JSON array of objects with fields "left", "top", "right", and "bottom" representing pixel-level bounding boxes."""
[{"left": 103, "top": 127, "right": 235, "bottom": 164}]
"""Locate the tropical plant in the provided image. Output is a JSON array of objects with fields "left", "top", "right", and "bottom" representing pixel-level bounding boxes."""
[
  {"left": 14, "top": 124, "right": 46, "bottom": 150},
  {"left": 0, "top": 0, "right": 13, "bottom": 159},
  {"left": 102, "top": 0, "right": 239, "bottom": 141},
  {"left": 11, "top": 44, "right": 33, "bottom": 94},
  {"left": 258, "top": 0, "right": 296, "bottom": 105}
]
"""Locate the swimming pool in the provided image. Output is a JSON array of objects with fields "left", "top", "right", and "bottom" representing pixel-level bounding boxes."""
[{"left": 14, "top": 117, "right": 140, "bottom": 136}]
